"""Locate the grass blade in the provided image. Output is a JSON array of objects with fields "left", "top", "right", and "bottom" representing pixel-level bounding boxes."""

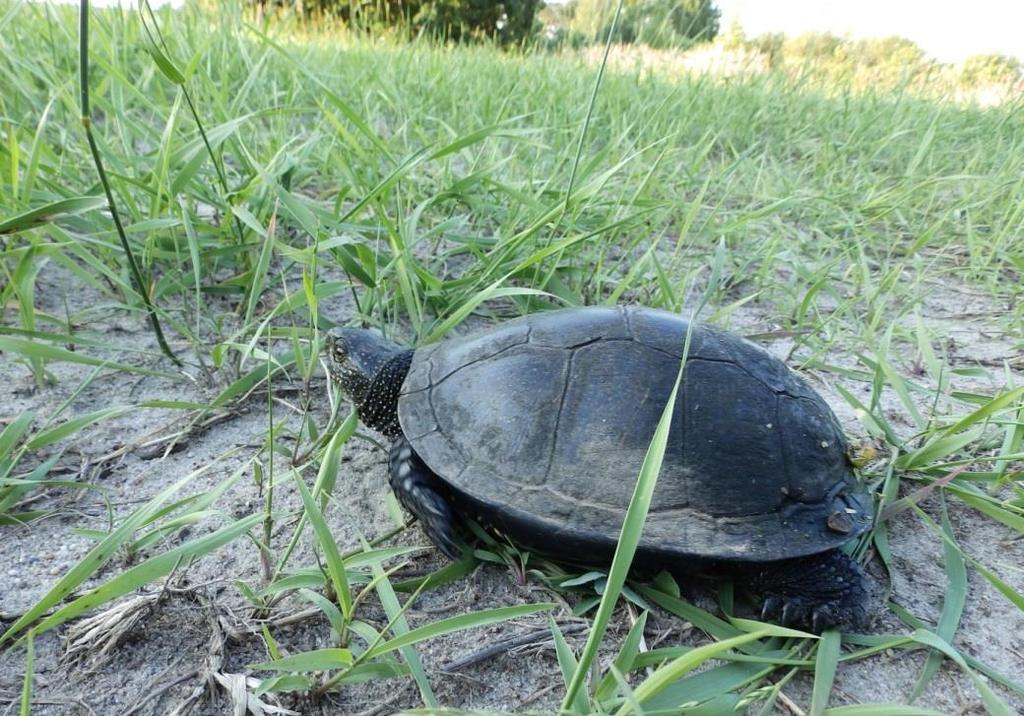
[
  {"left": 0, "top": 196, "right": 105, "bottom": 234},
  {"left": 551, "top": 617, "right": 589, "bottom": 714},
  {"left": 292, "top": 470, "right": 352, "bottom": 621},
  {"left": 822, "top": 707, "right": 946, "bottom": 716},
  {"left": 0, "top": 455, "right": 239, "bottom": 645},
  {"left": 29, "top": 513, "right": 263, "bottom": 638},
  {"left": 0, "top": 339, "right": 173, "bottom": 378},
  {"left": 616, "top": 630, "right": 769, "bottom": 715},
  {"left": 369, "top": 552, "right": 438, "bottom": 707},
  {"left": 595, "top": 610, "right": 648, "bottom": 703},
  {"left": 909, "top": 501, "right": 966, "bottom": 702},
  {"left": 908, "top": 630, "right": 1013, "bottom": 716},
  {"left": 0, "top": 413, "right": 34, "bottom": 462},
  {"left": 19, "top": 630, "right": 33, "bottom": 716},
  {"left": 24, "top": 406, "right": 135, "bottom": 450},
  {"left": 78, "top": 0, "right": 179, "bottom": 365},
  {"left": 243, "top": 204, "right": 277, "bottom": 326},
  {"left": 565, "top": 0, "right": 624, "bottom": 210},
  {"left": 313, "top": 411, "right": 357, "bottom": 507},
  {"left": 560, "top": 317, "right": 692, "bottom": 712},
  {"left": 810, "top": 630, "right": 841, "bottom": 715},
  {"left": 363, "top": 602, "right": 554, "bottom": 660},
  {"left": 251, "top": 648, "right": 353, "bottom": 672}
]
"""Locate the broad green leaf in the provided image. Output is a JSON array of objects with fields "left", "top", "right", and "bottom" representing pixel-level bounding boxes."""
[
  {"left": 254, "top": 674, "right": 314, "bottom": 695},
  {"left": 948, "top": 485, "right": 1024, "bottom": 532},
  {"left": 243, "top": 217, "right": 276, "bottom": 326},
  {"left": 298, "top": 588, "right": 345, "bottom": 637},
  {"left": 936, "top": 386, "right": 1024, "bottom": 440},
  {"left": 424, "top": 286, "right": 554, "bottom": 342},
  {"left": 898, "top": 428, "right": 984, "bottom": 470},
  {"left": 392, "top": 554, "right": 477, "bottom": 593},
  {"left": 145, "top": 42, "right": 185, "bottom": 85},
  {"left": 329, "top": 661, "right": 409, "bottom": 685},
  {"left": 210, "top": 349, "right": 296, "bottom": 407},
  {"left": 643, "top": 659, "right": 774, "bottom": 711},
  {"left": 641, "top": 586, "right": 745, "bottom": 641}
]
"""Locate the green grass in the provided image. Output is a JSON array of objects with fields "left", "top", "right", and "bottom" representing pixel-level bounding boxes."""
[{"left": 1, "top": 1, "right": 1023, "bottom": 713}]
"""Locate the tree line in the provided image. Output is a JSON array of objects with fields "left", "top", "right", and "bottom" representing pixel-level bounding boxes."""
[{"left": 256, "top": 0, "right": 722, "bottom": 48}]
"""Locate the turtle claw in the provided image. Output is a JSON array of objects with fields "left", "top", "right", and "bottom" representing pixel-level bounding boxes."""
[
  {"left": 779, "top": 599, "right": 810, "bottom": 627},
  {"left": 811, "top": 606, "right": 832, "bottom": 635},
  {"left": 761, "top": 595, "right": 784, "bottom": 621},
  {"left": 761, "top": 595, "right": 857, "bottom": 633},
  {"left": 761, "top": 596, "right": 817, "bottom": 631},
  {"left": 746, "top": 550, "right": 870, "bottom": 634}
]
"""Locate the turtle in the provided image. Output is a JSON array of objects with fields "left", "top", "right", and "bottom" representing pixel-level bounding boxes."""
[{"left": 325, "top": 306, "right": 873, "bottom": 632}]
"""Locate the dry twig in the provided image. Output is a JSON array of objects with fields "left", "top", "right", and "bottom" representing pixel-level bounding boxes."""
[{"left": 441, "top": 622, "right": 587, "bottom": 672}]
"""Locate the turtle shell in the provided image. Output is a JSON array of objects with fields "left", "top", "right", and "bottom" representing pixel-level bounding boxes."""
[{"left": 398, "top": 306, "right": 871, "bottom": 563}]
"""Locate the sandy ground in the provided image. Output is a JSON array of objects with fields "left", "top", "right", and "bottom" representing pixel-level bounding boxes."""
[{"left": 1, "top": 264, "right": 1022, "bottom": 715}]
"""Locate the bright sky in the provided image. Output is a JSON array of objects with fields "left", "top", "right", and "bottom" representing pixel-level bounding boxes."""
[{"left": 718, "top": 0, "right": 1024, "bottom": 63}]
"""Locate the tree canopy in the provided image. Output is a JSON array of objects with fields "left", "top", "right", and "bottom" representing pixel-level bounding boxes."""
[
  {"left": 569, "top": 0, "right": 720, "bottom": 48},
  {"left": 263, "top": 0, "right": 544, "bottom": 45}
]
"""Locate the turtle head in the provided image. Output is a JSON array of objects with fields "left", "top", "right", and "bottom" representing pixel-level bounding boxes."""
[{"left": 325, "top": 327, "right": 412, "bottom": 435}]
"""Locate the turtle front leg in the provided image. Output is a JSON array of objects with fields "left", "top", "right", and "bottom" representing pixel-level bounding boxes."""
[
  {"left": 389, "top": 437, "right": 461, "bottom": 560},
  {"left": 746, "top": 549, "right": 870, "bottom": 633}
]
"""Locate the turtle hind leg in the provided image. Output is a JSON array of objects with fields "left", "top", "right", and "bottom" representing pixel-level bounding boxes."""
[
  {"left": 389, "top": 437, "right": 461, "bottom": 560},
  {"left": 746, "top": 549, "right": 870, "bottom": 633}
]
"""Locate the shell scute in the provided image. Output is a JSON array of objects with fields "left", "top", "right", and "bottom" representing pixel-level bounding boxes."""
[{"left": 398, "top": 307, "right": 870, "bottom": 563}]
